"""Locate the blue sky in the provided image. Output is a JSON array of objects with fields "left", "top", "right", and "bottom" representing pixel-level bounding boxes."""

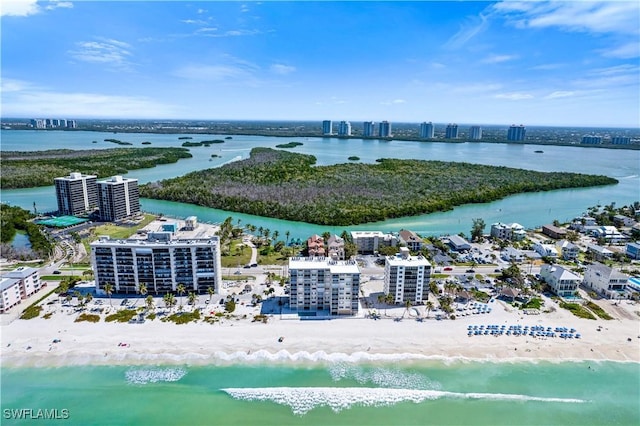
[{"left": 2, "top": 1, "right": 639, "bottom": 127}]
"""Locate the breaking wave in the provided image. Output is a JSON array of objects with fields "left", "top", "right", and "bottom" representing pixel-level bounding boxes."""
[
  {"left": 125, "top": 367, "right": 187, "bottom": 385},
  {"left": 328, "top": 363, "right": 441, "bottom": 390},
  {"left": 222, "top": 387, "right": 586, "bottom": 415}
]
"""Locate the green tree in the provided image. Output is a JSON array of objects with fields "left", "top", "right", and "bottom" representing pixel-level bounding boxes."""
[
  {"left": 176, "top": 283, "right": 186, "bottom": 309},
  {"left": 471, "top": 218, "right": 486, "bottom": 242},
  {"left": 103, "top": 282, "right": 113, "bottom": 307},
  {"left": 188, "top": 291, "right": 197, "bottom": 307},
  {"left": 207, "top": 286, "right": 215, "bottom": 304},
  {"left": 425, "top": 301, "right": 434, "bottom": 319},
  {"left": 145, "top": 295, "right": 154, "bottom": 312}
]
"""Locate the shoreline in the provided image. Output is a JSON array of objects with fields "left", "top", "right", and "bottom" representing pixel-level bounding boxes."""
[{"left": 3, "top": 310, "right": 638, "bottom": 368}]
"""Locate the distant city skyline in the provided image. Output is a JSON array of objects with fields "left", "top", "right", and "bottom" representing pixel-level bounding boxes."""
[{"left": 2, "top": 1, "right": 639, "bottom": 127}]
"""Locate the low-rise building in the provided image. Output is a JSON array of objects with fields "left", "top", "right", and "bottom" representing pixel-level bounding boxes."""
[
  {"left": 446, "top": 235, "right": 471, "bottom": 252},
  {"left": 0, "top": 267, "right": 42, "bottom": 313},
  {"left": 350, "top": 231, "right": 397, "bottom": 255},
  {"left": 540, "top": 264, "right": 581, "bottom": 298},
  {"left": 398, "top": 230, "right": 423, "bottom": 252},
  {"left": 541, "top": 224, "right": 567, "bottom": 239},
  {"left": 326, "top": 234, "right": 345, "bottom": 260},
  {"left": 613, "top": 215, "right": 635, "bottom": 228},
  {"left": 490, "top": 223, "right": 526, "bottom": 240},
  {"left": 307, "top": 234, "right": 325, "bottom": 257},
  {"left": 586, "top": 244, "right": 613, "bottom": 261},
  {"left": 500, "top": 247, "right": 524, "bottom": 263},
  {"left": 583, "top": 264, "right": 629, "bottom": 299},
  {"left": 590, "top": 226, "right": 626, "bottom": 243},
  {"left": 534, "top": 242, "right": 558, "bottom": 258},
  {"left": 625, "top": 242, "right": 640, "bottom": 260},
  {"left": 384, "top": 248, "right": 431, "bottom": 304},
  {"left": 556, "top": 240, "right": 580, "bottom": 261},
  {"left": 288, "top": 257, "right": 360, "bottom": 315}
]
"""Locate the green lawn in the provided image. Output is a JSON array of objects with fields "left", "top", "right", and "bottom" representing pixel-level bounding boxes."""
[{"left": 221, "top": 239, "right": 252, "bottom": 267}]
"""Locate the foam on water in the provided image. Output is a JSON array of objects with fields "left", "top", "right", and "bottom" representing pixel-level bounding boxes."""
[
  {"left": 328, "top": 363, "right": 441, "bottom": 390},
  {"left": 222, "top": 387, "right": 587, "bottom": 415},
  {"left": 125, "top": 367, "right": 187, "bottom": 385}
]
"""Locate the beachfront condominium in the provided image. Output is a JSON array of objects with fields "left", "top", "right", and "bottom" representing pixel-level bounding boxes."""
[
  {"left": 419, "top": 122, "right": 434, "bottom": 139},
  {"left": 322, "top": 120, "right": 333, "bottom": 135},
  {"left": 363, "top": 121, "right": 376, "bottom": 137},
  {"left": 378, "top": 121, "right": 392, "bottom": 138},
  {"left": 445, "top": 124, "right": 459, "bottom": 139},
  {"left": 384, "top": 248, "right": 431, "bottom": 304},
  {"left": 54, "top": 172, "right": 98, "bottom": 216},
  {"left": 91, "top": 234, "right": 222, "bottom": 295},
  {"left": 539, "top": 264, "right": 580, "bottom": 298},
  {"left": 0, "top": 267, "right": 42, "bottom": 313},
  {"left": 469, "top": 126, "right": 482, "bottom": 140},
  {"left": 288, "top": 257, "right": 360, "bottom": 315},
  {"left": 338, "top": 121, "right": 352, "bottom": 136},
  {"left": 98, "top": 176, "right": 141, "bottom": 222},
  {"left": 350, "top": 231, "right": 397, "bottom": 255},
  {"left": 507, "top": 124, "right": 526, "bottom": 141}
]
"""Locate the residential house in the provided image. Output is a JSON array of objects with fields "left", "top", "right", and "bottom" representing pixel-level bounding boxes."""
[
  {"left": 583, "top": 263, "right": 629, "bottom": 299},
  {"left": 613, "top": 215, "right": 635, "bottom": 228},
  {"left": 534, "top": 242, "right": 558, "bottom": 258},
  {"left": 542, "top": 224, "right": 567, "bottom": 239},
  {"left": 307, "top": 234, "right": 326, "bottom": 257},
  {"left": 570, "top": 216, "right": 597, "bottom": 232},
  {"left": 500, "top": 247, "right": 525, "bottom": 263},
  {"left": 490, "top": 223, "right": 526, "bottom": 240},
  {"left": 586, "top": 244, "right": 613, "bottom": 262},
  {"left": 398, "top": 230, "right": 424, "bottom": 252},
  {"left": 326, "top": 234, "right": 345, "bottom": 260},
  {"left": 556, "top": 240, "right": 580, "bottom": 261},
  {"left": 540, "top": 264, "right": 581, "bottom": 298},
  {"left": 625, "top": 242, "right": 640, "bottom": 260},
  {"left": 590, "top": 226, "right": 627, "bottom": 243}
]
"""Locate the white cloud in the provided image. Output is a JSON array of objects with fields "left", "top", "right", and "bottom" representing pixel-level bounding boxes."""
[
  {"left": 599, "top": 41, "right": 640, "bottom": 59},
  {"left": 68, "top": 38, "right": 133, "bottom": 70},
  {"left": 270, "top": 64, "right": 296, "bottom": 75},
  {"left": 181, "top": 19, "right": 208, "bottom": 25},
  {"left": 545, "top": 91, "right": 575, "bottom": 99},
  {"left": 173, "top": 64, "right": 253, "bottom": 81},
  {"left": 1, "top": 0, "right": 39, "bottom": 16},
  {"left": 494, "top": 92, "right": 534, "bottom": 100},
  {"left": 481, "top": 54, "right": 518, "bottom": 64},
  {"left": 240, "top": 4, "right": 250, "bottom": 13},
  {"left": 0, "top": 78, "right": 34, "bottom": 93},
  {"left": 45, "top": 1, "right": 73, "bottom": 11},
  {"left": 445, "top": 13, "right": 490, "bottom": 49},
  {"left": 493, "top": 1, "right": 639, "bottom": 35},
  {"left": 531, "top": 63, "right": 564, "bottom": 71},
  {"left": 380, "top": 99, "right": 406, "bottom": 105}
]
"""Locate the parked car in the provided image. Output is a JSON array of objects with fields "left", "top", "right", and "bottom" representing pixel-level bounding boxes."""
[
  {"left": 53, "top": 270, "right": 61, "bottom": 274},
  {"left": 466, "top": 269, "right": 475, "bottom": 273},
  {"left": 443, "top": 266, "right": 453, "bottom": 271}
]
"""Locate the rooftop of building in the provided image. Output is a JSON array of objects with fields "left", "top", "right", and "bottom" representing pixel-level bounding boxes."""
[
  {"left": 288, "top": 257, "right": 360, "bottom": 274},
  {"left": 98, "top": 175, "right": 138, "bottom": 185},
  {"left": 2, "top": 266, "right": 39, "bottom": 279},
  {"left": 350, "top": 231, "right": 385, "bottom": 238},
  {"left": 542, "top": 264, "right": 581, "bottom": 281},
  {"left": 586, "top": 263, "right": 629, "bottom": 279},
  {"left": 1, "top": 277, "right": 21, "bottom": 292}
]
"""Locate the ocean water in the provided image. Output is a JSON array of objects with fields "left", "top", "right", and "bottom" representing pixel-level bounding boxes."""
[{"left": 1, "top": 360, "right": 638, "bottom": 425}]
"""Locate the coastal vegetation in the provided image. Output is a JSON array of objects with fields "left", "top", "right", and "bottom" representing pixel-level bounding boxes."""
[
  {"left": 140, "top": 148, "right": 617, "bottom": 226},
  {"left": 560, "top": 302, "right": 596, "bottom": 320},
  {"left": 348, "top": 156, "right": 360, "bottom": 161},
  {"left": 0, "top": 205, "right": 54, "bottom": 259},
  {"left": 181, "top": 140, "right": 224, "bottom": 147},
  {"left": 104, "top": 138, "right": 133, "bottom": 145},
  {"left": 275, "top": 142, "right": 304, "bottom": 148},
  {"left": 1, "top": 148, "right": 192, "bottom": 189},
  {"left": 584, "top": 301, "right": 613, "bottom": 320}
]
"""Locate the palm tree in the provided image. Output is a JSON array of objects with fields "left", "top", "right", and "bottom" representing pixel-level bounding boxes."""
[
  {"left": 425, "top": 301, "right": 434, "bottom": 319},
  {"left": 272, "top": 230, "right": 279, "bottom": 243},
  {"left": 188, "top": 291, "right": 197, "bottom": 308},
  {"left": 137, "top": 283, "right": 148, "bottom": 307},
  {"left": 145, "top": 295, "right": 154, "bottom": 312},
  {"left": 103, "top": 282, "right": 113, "bottom": 307},
  {"left": 403, "top": 299, "right": 412, "bottom": 319},
  {"left": 285, "top": 230, "right": 290, "bottom": 246},
  {"left": 163, "top": 292, "right": 176, "bottom": 312},
  {"left": 74, "top": 290, "right": 82, "bottom": 307},
  {"left": 207, "top": 286, "right": 214, "bottom": 304},
  {"left": 176, "top": 283, "right": 186, "bottom": 309},
  {"left": 85, "top": 292, "right": 93, "bottom": 306}
]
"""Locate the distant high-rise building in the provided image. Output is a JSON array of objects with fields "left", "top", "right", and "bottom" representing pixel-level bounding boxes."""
[
  {"left": 30, "top": 119, "right": 45, "bottom": 129},
  {"left": 507, "top": 125, "right": 526, "bottom": 141},
  {"left": 445, "top": 124, "right": 459, "bottom": 139},
  {"left": 45, "top": 119, "right": 53, "bottom": 128},
  {"left": 54, "top": 172, "right": 98, "bottom": 216},
  {"left": 98, "top": 176, "right": 141, "bottom": 222},
  {"left": 419, "top": 122, "right": 434, "bottom": 139},
  {"left": 378, "top": 121, "right": 392, "bottom": 138},
  {"left": 363, "top": 121, "right": 376, "bottom": 137},
  {"left": 66, "top": 120, "right": 77, "bottom": 128},
  {"left": 338, "top": 121, "right": 352, "bottom": 136},
  {"left": 581, "top": 135, "right": 602, "bottom": 144},
  {"left": 322, "top": 120, "right": 333, "bottom": 135},
  {"left": 469, "top": 126, "right": 482, "bottom": 140},
  {"left": 611, "top": 136, "right": 630, "bottom": 145}
]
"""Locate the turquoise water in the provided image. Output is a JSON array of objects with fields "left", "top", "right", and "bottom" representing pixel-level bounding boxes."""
[
  {"left": 1, "top": 361, "right": 638, "bottom": 425},
  {"left": 2, "top": 130, "right": 638, "bottom": 239}
]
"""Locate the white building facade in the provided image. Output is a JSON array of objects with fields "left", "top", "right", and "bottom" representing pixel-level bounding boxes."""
[
  {"left": 0, "top": 267, "right": 42, "bottom": 313},
  {"left": 54, "top": 172, "right": 98, "bottom": 216},
  {"left": 384, "top": 248, "right": 431, "bottom": 304},
  {"left": 540, "top": 264, "right": 580, "bottom": 298},
  {"left": 288, "top": 257, "right": 360, "bottom": 315},
  {"left": 583, "top": 264, "right": 629, "bottom": 299}
]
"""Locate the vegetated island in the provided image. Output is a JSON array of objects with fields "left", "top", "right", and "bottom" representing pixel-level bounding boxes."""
[
  {"left": 348, "top": 156, "right": 360, "bottom": 161},
  {"left": 1, "top": 148, "right": 192, "bottom": 189},
  {"left": 181, "top": 140, "right": 224, "bottom": 147},
  {"left": 275, "top": 142, "right": 304, "bottom": 148},
  {"left": 141, "top": 141, "right": 152, "bottom": 145},
  {"left": 140, "top": 147, "right": 618, "bottom": 226},
  {"left": 104, "top": 138, "right": 133, "bottom": 145}
]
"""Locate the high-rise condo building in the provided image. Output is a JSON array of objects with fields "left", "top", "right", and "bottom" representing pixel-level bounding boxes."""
[
  {"left": 288, "top": 257, "right": 360, "bottom": 315},
  {"left": 611, "top": 136, "right": 631, "bottom": 145},
  {"left": 384, "top": 248, "right": 431, "bottom": 304},
  {"left": 507, "top": 125, "right": 526, "bottom": 141},
  {"left": 363, "top": 121, "right": 376, "bottom": 137},
  {"left": 419, "top": 122, "right": 435, "bottom": 139},
  {"left": 322, "top": 120, "right": 333, "bottom": 135},
  {"left": 338, "top": 121, "right": 352, "bottom": 136},
  {"left": 469, "top": 126, "right": 482, "bottom": 140},
  {"left": 98, "top": 176, "right": 141, "bottom": 222},
  {"left": 378, "top": 121, "right": 392, "bottom": 138},
  {"left": 54, "top": 172, "right": 98, "bottom": 216},
  {"left": 91, "top": 234, "right": 221, "bottom": 295},
  {"left": 581, "top": 135, "right": 602, "bottom": 144},
  {"left": 445, "top": 124, "right": 459, "bottom": 139}
]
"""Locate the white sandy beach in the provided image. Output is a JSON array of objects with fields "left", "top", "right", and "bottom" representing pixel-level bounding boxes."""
[{"left": 2, "top": 297, "right": 639, "bottom": 368}]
